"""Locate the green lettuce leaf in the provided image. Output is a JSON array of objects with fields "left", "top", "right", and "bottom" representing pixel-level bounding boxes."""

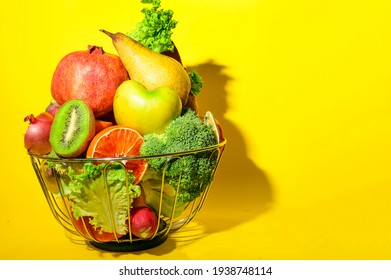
[{"left": 61, "top": 162, "right": 140, "bottom": 235}]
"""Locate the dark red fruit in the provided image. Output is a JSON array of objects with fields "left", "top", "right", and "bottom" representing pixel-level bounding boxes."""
[
  {"left": 129, "top": 206, "right": 158, "bottom": 240},
  {"left": 24, "top": 112, "right": 53, "bottom": 155},
  {"left": 51, "top": 45, "right": 129, "bottom": 117}
]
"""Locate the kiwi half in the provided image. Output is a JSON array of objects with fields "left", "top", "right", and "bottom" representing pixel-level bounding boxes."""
[{"left": 49, "top": 99, "right": 95, "bottom": 157}]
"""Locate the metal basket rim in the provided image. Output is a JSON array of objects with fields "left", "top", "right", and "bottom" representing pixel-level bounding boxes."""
[{"left": 28, "top": 138, "right": 227, "bottom": 162}]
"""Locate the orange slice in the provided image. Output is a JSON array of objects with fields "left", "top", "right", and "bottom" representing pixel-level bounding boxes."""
[
  {"left": 94, "top": 119, "right": 113, "bottom": 134},
  {"left": 86, "top": 125, "right": 148, "bottom": 184}
]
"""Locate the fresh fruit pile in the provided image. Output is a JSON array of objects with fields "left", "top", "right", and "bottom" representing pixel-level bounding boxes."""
[{"left": 24, "top": 0, "right": 221, "bottom": 243}]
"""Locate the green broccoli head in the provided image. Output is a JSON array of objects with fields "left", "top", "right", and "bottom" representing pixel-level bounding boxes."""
[{"left": 140, "top": 109, "right": 218, "bottom": 203}]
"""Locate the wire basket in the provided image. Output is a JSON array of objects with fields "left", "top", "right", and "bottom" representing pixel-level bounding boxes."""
[{"left": 29, "top": 134, "right": 226, "bottom": 252}]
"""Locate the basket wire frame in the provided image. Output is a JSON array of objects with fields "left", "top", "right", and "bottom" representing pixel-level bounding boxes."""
[{"left": 29, "top": 139, "right": 226, "bottom": 250}]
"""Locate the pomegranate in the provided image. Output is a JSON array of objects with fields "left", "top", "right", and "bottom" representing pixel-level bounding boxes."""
[
  {"left": 24, "top": 112, "right": 53, "bottom": 155},
  {"left": 129, "top": 206, "right": 158, "bottom": 240},
  {"left": 51, "top": 45, "right": 129, "bottom": 117}
]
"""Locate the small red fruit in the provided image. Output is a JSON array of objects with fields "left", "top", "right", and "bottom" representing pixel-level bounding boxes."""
[
  {"left": 51, "top": 45, "right": 129, "bottom": 117},
  {"left": 130, "top": 206, "right": 158, "bottom": 240},
  {"left": 24, "top": 112, "right": 53, "bottom": 155}
]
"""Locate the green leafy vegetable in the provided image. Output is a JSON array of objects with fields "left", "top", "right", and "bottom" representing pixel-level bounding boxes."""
[
  {"left": 129, "top": 0, "right": 177, "bottom": 53},
  {"left": 129, "top": 1, "right": 205, "bottom": 98},
  {"left": 188, "top": 70, "right": 204, "bottom": 96},
  {"left": 60, "top": 162, "right": 141, "bottom": 234}
]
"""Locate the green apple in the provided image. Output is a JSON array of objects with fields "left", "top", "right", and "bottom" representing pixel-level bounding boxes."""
[{"left": 113, "top": 80, "right": 182, "bottom": 134}]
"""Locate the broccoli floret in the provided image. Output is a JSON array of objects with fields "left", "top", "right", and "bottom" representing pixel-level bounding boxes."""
[{"left": 140, "top": 109, "right": 218, "bottom": 205}]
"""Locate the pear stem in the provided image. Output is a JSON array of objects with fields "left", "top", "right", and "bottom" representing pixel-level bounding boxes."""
[{"left": 100, "top": 29, "right": 115, "bottom": 40}]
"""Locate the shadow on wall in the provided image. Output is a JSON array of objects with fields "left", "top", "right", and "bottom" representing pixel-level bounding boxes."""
[{"left": 190, "top": 60, "right": 274, "bottom": 233}]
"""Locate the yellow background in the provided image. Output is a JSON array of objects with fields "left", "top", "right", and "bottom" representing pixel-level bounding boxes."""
[{"left": 1, "top": 0, "right": 391, "bottom": 259}]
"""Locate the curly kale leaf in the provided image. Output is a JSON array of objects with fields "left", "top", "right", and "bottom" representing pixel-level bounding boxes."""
[{"left": 129, "top": 0, "right": 177, "bottom": 53}]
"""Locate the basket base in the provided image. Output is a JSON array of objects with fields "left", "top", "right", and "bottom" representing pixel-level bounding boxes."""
[{"left": 88, "top": 234, "right": 168, "bottom": 252}]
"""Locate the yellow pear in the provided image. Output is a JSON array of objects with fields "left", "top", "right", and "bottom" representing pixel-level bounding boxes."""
[{"left": 100, "top": 30, "right": 191, "bottom": 106}]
